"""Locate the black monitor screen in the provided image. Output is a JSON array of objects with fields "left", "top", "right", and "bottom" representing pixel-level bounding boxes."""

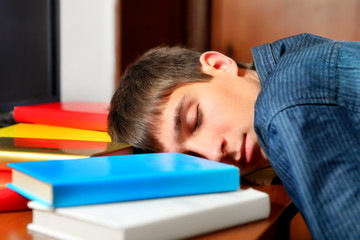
[{"left": 0, "top": 0, "right": 60, "bottom": 113}]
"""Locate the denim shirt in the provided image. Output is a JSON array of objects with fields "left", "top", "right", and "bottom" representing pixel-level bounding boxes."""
[{"left": 252, "top": 33, "right": 360, "bottom": 239}]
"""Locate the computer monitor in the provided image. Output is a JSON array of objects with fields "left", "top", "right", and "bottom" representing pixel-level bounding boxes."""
[{"left": 0, "top": 0, "right": 60, "bottom": 120}]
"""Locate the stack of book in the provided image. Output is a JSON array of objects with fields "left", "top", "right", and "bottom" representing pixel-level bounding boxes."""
[
  {"left": 0, "top": 101, "right": 133, "bottom": 212},
  {"left": 3, "top": 101, "right": 271, "bottom": 239},
  {"left": 8, "top": 153, "right": 271, "bottom": 240}
]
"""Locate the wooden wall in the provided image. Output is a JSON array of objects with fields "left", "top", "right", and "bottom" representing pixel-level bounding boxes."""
[
  {"left": 116, "top": 0, "right": 210, "bottom": 86},
  {"left": 117, "top": 0, "right": 360, "bottom": 81},
  {"left": 211, "top": 0, "right": 360, "bottom": 62}
]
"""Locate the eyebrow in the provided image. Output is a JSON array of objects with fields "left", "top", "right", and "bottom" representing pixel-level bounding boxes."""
[{"left": 174, "top": 95, "right": 186, "bottom": 142}]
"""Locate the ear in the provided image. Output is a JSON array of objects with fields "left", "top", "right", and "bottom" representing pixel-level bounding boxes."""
[{"left": 199, "top": 51, "right": 238, "bottom": 76}]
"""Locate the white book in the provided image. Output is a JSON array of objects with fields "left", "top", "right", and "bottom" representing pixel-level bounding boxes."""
[{"left": 28, "top": 188, "right": 270, "bottom": 240}]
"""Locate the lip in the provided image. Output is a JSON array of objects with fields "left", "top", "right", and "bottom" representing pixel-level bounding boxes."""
[
  {"left": 239, "top": 134, "right": 247, "bottom": 167},
  {"left": 244, "top": 135, "right": 254, "bottom": 165}
]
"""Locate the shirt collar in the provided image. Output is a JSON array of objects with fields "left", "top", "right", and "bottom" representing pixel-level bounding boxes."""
[{"left": 251, "top": 43, "right": 276, "bottom": 87}]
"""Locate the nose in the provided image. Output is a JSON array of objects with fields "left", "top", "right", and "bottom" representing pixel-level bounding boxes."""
[{"left": 186, "top": 137, "right": 227, "bottom": 162}]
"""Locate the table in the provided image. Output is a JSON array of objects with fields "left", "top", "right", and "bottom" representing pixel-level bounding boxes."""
[{"left": 0, "top": 182, "right": 300, "bottom": 240}]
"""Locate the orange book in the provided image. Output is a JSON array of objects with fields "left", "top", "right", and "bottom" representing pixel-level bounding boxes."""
[
  {"left": 14, "top": 101, "right": 109, "bottom": 131},
  {"left": 0, "top": 137, "right": 133, "bottom": 171},
  {"left": 0, "top": 171, "right": 29, "bottom": 212}
]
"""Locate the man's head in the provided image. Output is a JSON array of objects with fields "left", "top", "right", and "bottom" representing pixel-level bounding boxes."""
[
  {"left": 108, "top": 46, "right": 269, "bottom": 176},
  {"left": 108, "top": 46, "right": 212, "bottom": 152}
]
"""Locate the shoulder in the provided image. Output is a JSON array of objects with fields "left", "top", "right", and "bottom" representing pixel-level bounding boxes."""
[
  {"left": 253, "top": 34, "right": 345, "bottom": 149},
  {"left": 253, "top": 33, "right": 342, "bottom": 123},
  {"left": 252, "top": 33, "right": 338, "bottom": 85}
]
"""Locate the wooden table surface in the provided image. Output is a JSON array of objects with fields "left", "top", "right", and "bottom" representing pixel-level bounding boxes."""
[{"left": 0, "top": 183, "right": 296, "bottom": 240}]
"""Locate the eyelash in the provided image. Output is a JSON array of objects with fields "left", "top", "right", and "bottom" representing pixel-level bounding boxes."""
[{"left": 194, "top": 105, "right": 202, "bottom": 132}]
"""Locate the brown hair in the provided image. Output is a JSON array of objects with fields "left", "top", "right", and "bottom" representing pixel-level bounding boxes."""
[{"left": 108, "top": 46, "right": 212, "bottom": 152}]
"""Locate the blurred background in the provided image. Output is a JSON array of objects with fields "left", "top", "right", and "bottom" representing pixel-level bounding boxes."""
[
  {"left": 29, "top": 0, "right": 360, "bottom": 103},
  {"left": 2, "top": 0, "right": 359, "bottom": 104},
  {"left": 118, "top": 0, "right": 360, "bottom": 86}
]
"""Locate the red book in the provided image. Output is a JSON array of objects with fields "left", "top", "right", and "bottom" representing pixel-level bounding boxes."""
[
  {"left": 0, "top": 171, "right": 29, "bottom": 212},
  {"left": 14, "top": 101, "right": 109, "bottom": 131}
]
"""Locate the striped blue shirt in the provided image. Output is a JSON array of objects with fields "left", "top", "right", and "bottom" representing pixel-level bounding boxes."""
[{"left": 252, "top": 33, "right": 360, "bottom": 239}]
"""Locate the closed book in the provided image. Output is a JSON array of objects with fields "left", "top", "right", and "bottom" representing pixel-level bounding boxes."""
[
  {"left": 0, "top": 123, "right": 111, "bottom": 142},
  {"left": 7, "top": 153, "right": 239, "bottom": 208},
  {"left": 14, "top": 101, "right": 109, "bottom": 131},
  {"left": 0, "top": 137, "right": 132, "bottom": 171},
  {"left": 0, "top": 171, "right": 29, "bottom": 212},
  {"left": 27, "top": 188, "right": 270, "bottom": 240}
]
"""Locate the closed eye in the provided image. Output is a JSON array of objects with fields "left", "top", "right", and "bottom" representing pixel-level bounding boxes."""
[{"left": 194, "top": 104, "right": 202, "bottom": 132}]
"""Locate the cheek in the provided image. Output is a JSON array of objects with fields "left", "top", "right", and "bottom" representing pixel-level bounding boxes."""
[
  {"left": 205, "top": 104, "right": 234, "bottom": 132},
  {"left": 205, "top": 100, "right": 253, "bottom": 135},
  {"left": 201, "top": 88, "right": 253, "bottom": 132}
]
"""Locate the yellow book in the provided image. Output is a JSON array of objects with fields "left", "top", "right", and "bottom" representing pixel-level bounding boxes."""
[{"left": 0, "top": 123, "right": 111, "bottom": 142}]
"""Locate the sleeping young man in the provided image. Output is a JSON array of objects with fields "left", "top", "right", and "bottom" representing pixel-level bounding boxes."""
[{"left": 108, "top": 33, "right": 360, "bottom": 239}]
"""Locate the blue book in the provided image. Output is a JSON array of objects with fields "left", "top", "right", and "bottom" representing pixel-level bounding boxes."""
[{"left": 7, "top": 153, "right": 239, "bottom": 208}]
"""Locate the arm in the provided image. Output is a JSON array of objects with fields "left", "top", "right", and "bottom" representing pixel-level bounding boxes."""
[
  {"left": 253, "top": 35, "right": 360, "bottom": 239},
  {"left": 265, "top": 105, "right": 360, "bottom": 239}
]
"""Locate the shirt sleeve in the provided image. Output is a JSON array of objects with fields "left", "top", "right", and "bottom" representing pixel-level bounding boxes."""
[{"left": 266, "top": 104, "right": 360, "bottom": 239}]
